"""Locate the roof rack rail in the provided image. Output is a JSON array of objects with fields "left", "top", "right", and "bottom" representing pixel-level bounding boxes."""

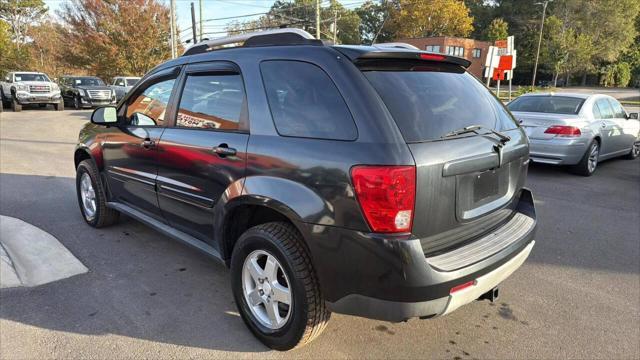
[
  {"left": 182, "top": 28, "right": 320, "bottom": 56},
  {"left": 373, "top": 42, "right": 420, "bottom": 50}
]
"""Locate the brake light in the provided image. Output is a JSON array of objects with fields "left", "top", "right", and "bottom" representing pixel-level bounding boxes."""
[
  {"left": 420, "top": 53, "right": 446, "bottom": 61},
  {"left": 450, "top": 280, "right": 475, "bottom": 294},
  {"left": 544, "top": 125, "right": 581, "bottom": 137},
  {"left": 351, "top": 165, "right": 416, "bottom": 233}
]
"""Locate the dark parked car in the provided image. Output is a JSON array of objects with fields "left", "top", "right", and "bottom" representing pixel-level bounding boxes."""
[
  {"left": 74, "top": 29, "right": 537, "bottom": 350},
  {"left": 60, "top": 76, "right": 116, "bottom": 109}
]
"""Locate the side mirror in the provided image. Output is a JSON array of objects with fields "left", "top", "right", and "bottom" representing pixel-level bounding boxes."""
[
  {"left": 91, "top": 106, "right": 118, "bottom": 125},
  {"left": 628, "top": 112, "right": 639, "bottom": 120}
]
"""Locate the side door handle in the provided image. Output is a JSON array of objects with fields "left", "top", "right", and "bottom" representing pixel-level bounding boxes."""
[
  {"left": 142, "top": 139, "right": 155, "bottom": 149},
  {"left": 213, "top": 144, "right": 236, "bottom": 157}
]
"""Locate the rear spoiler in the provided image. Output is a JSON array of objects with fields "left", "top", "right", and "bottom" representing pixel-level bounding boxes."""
[{"left": 334, "top": 46, "right": 471, "bottom": 69}]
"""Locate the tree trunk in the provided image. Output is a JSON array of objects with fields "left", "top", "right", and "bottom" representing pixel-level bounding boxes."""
[
  {"left": 565, "top": 72, "right": 571, "bottom": 87},
  {"left": 553, "top": 72, "right": 559, "bottom": 87},
  {"left": 581, "top": 73, "right": 587, "bottom": 86}
]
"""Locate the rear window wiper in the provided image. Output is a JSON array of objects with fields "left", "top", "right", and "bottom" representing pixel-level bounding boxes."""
[{"left": 442, "top": 125, "right": 511, "bottom": 144}]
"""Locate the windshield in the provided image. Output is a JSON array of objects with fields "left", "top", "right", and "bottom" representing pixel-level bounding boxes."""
[
  {"left": 362, "top": 63, "right": 518, "bottom": 142},
  {"left": 126, "top": 78, "right": 140, "bottom": 87},
  {"left": 507, "top": 96, "right": 584, "bottom": 115},
  {"left": 15, "top": 73, "right": 49, "bottom": 82},
  {"left": 74, "top": 77, "right": 105, "bottom": 86}
]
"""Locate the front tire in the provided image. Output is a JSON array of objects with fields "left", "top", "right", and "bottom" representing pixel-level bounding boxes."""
[
  {"left": 54, "top": 100, "right": 64, "bottom": 111},
  {"left": 571, "top": 140, "right": 599, "bottom": 176},
  {"left": 73, "top": 95, "right": 81, "bottom": 110},
  {"left": 76, "top": 159, "right": 119, "bottom": 227},
  {"left": 11, "top": 96, "right": 22, "bottom": 112},
  {"left": 231, "top": 222, "right": 330, "bottom": 350}
]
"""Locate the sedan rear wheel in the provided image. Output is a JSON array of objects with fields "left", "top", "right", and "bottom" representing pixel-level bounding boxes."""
[
  {"left": 624, "top": 139, "right": 639, "bottom": 160},
  {"left": 571, "top": 140, "right": 599, "bottom": 176}
]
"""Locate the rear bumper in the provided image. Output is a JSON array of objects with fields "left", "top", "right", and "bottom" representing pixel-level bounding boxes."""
[
  {"left": 528, "top": 137, "right": 589, "bottom": 165},
  {"left": 301, "top": 188, "right": 537, "bottom": 322}
]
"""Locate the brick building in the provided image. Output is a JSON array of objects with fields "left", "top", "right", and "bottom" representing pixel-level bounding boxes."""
[{"left": 397, "top": 36, "right": 491, "bottom": 79}]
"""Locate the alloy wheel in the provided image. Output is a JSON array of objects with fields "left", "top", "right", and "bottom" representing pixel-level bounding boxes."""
[
  {"left": 242, "top": 250, "right": 292, "bottom": 330},
  {"left": 588, "top": 143, "right": 599, "bottom": 173},
  {"left": 80, "top": 172, "right": 97, "bottom": 220}
]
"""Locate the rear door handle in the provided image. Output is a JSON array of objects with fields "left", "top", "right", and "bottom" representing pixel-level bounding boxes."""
[
  {"left": 142, "top": 139, "right": 155, "bottom": 149},
  {"left": 213, "top": 144, "right": 236, "bottom": 157}
]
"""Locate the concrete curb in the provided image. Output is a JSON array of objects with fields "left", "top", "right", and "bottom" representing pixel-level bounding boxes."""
[{"left": 0, "top": 215, "right": 88, "bottom": 288}]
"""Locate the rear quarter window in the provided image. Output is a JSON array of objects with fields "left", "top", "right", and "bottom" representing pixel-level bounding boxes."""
[{"left": 260, "top": 60, "right": 357, "bottom": 141}]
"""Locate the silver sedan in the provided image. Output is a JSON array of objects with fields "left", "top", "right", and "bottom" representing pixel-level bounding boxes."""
[{"left": 507, "top": 93, "right": 640, "bottom": 176}]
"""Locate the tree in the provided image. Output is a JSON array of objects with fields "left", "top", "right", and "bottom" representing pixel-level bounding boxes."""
[
  {"left": 486, "top": 18, "right": 508, "bottom": 42},
  {"left": 58, "top": 0, "right": 173, "bottom": 80},
  {"left": 356, "top": 0, "right": 395, "bottom": 44},
  {"left": 553, "top": 0, "right": 639, "bottom": 84},
  {"left": 27, "top": 21, "right": 82, "bottom": 79},
  {"left": 227, "top": 0, "right": 360, "bottom": 44},
  {"left": 0, "top": 0, "right": 46, "bottom": 48},
  {"left": 389, "top": 0, "right": 474, "bottom": 38}
]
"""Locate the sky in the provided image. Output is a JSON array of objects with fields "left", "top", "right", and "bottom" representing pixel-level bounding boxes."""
[{"left": 43, "top": 0, "right": 366, "bottom": 44}]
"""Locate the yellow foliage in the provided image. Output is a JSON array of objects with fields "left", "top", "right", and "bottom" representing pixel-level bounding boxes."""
[{"left": 390, "top": 0, "right": 474, "bottom": 38}]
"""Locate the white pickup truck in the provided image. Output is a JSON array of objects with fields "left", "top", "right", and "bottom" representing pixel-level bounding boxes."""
[{"left": 0, "top": 71, "right": 64, "bottom": 112}]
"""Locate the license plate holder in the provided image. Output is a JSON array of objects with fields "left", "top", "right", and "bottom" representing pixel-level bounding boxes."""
[{"left": 474, "top": 170, "right": 499, "bottom": 202}]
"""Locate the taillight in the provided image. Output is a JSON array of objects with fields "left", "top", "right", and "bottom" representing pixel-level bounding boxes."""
[
  {"left": 544, "top": 125, "right": 581, "bottom": 137},
  {"left": 420, "top": 53, "right": 446, "bottom": 61},
  {"left": 351, "top": 165, "right": 416, "bottom": 233}
]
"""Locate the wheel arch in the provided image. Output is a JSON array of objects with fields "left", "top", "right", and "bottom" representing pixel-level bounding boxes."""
[
  {"left": 74, "top": 145, "right": 103, "bottom": 171},
  {"left": 214, "top": 176, "right": 332, "bottom": 266}
]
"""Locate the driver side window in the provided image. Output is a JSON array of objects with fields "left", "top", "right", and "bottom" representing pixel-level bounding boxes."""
[{"left": 126, "top": 78, "right": 176, "bottom": 126}]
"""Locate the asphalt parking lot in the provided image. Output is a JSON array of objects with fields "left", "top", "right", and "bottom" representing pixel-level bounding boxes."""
[{"left": 1, "top": 107, "right": 639, "bottom": 359}]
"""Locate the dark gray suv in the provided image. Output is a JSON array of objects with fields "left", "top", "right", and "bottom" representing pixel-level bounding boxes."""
[{"left": 75, "top": 29, "right": 537, "bottom": 350}]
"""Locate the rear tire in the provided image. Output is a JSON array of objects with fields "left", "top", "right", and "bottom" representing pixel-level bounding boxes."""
[
  {"left": 11, "top": 96, "right": 22, "bottom": 112},
  {"left": 571, "top": 140, "right": 599, "bottom": 176},
  {"left": 231, "top": 222, "right": 330, "bottom": 350},
  {"left": 76, "top": 159, "right": 119, "bottom": 227},
  {"left": 623, "top": 138, "right": 639, "bottom": 160}
]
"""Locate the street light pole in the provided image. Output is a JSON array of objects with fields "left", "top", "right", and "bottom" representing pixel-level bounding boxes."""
[
  {"left": 199, "top": 0, "right": 203, "bottom": 42},
  {"left": 170, "top": 0, "right": 177, "bottom": 58},
  {"left": 316, "top": 0, "right": 321, "bottom": 39},
  {"left": 531, "top": 0, "right": 551, "bottom": 88}
]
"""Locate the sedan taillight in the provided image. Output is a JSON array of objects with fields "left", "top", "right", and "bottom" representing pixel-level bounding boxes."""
[{"left": 544, "top": 125, "right": 581, "bottom": 137}]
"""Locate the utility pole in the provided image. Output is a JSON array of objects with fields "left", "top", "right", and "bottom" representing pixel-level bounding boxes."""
[
  {"left": 532, "top": 0, "right": 551, "bottom": 88},
  {"left": 315, "top": 0, "right": 320, "bottom": 39},
  {"left": 199, "top": 0, "right": 203, "bottom": 42},
  {"left": 191, "top": 2, "right": 197, "bottom": 44},
  {"left": 170, "top": 0, "right": 177, "bottom": 58},
  {"left": 332, "top": 9, "right": 338, "bottom": 43}
]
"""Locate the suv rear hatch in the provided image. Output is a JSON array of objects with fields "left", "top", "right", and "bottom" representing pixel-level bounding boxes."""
[{"left": 350, "top": 52, "right": 530, "bottom": 255}]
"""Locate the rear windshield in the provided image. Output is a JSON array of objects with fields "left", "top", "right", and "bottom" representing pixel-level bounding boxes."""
[
  {"left": 362, "top": 63, "right": 517, "bottom": 142},
  {"left": 507, "top": 96, "right": 584, "bottom": 115}
]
